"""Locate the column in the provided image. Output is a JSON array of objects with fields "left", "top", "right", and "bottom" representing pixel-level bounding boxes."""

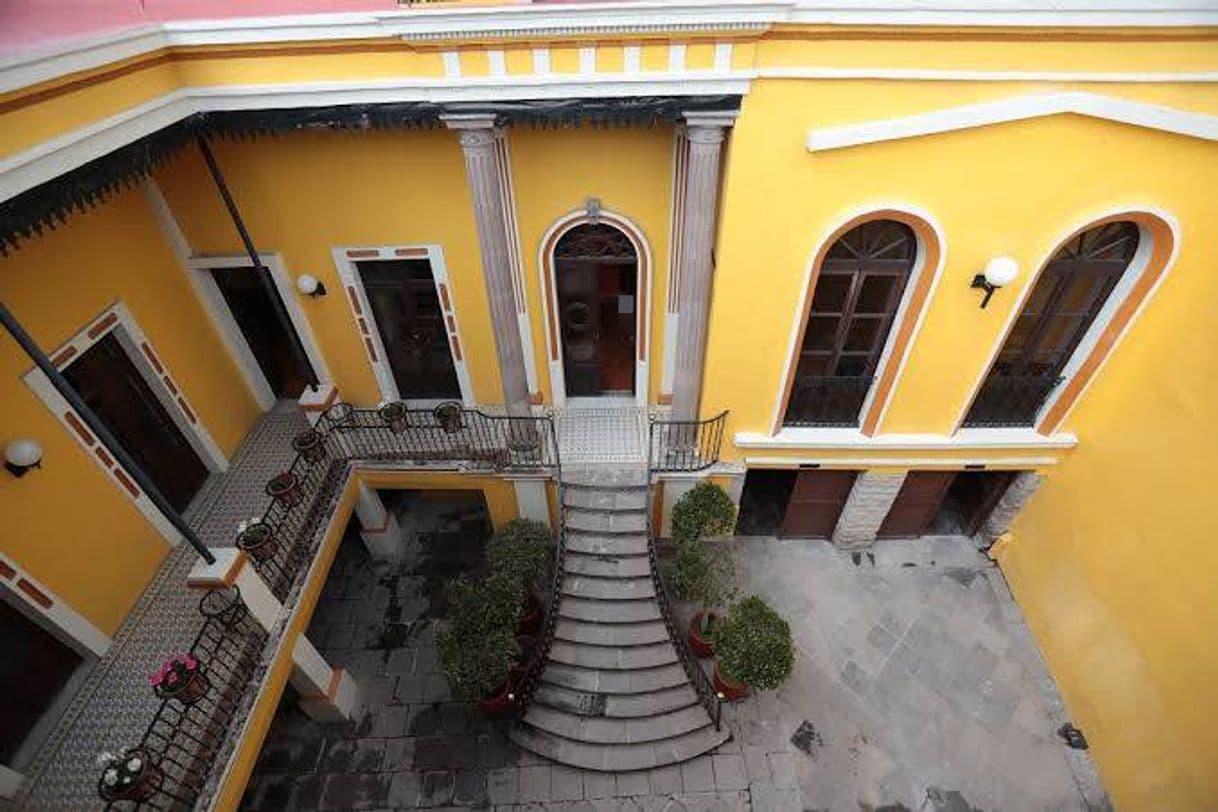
[
  {"left": 832, "top": 471, "right": 906, "bottom": 549},
  {"left": 511, "top": 478, "right": 553, "bottom": 529},
  {"left": 671, "top": 111, "right": 737, "bottom": 422},
  {"left": 978, "top": 472, "right": 1043, "bottom": 546},
  {"left": 355, "top": 484, "right": 400, "bottom": 560},
  {"left": 291, "top": 634, "right": 359, "bottom": 723},
  {"left": 443, "top": 113, "right": 530, "bottom": 415}
]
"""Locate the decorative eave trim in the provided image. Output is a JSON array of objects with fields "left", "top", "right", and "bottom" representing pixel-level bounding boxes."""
[
  {"left": 806, "top": 91, "right": 1218, "bottom": 151},
  {"left": 786, "top": 0, "right": 1218, "bottom": 28}
]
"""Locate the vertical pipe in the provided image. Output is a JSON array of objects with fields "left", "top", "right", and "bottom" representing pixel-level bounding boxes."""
[
  {"left": 196, "top": 136, "right": 319, "bottom": 391},
  {"left": 0, "top": 301, "right": 217, "bottom": 564}
]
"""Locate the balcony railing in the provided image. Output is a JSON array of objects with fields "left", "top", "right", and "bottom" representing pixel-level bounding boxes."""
[
  {"left": 961, "top": 374, "right": 1064, "bottom": 428},
  {"left": 647, "top": 410, "right": 728, "bottom": 473},
  {"left": 782, "top": 375, "right": 874, "bottom": 428},
  {"left": 99, "top": 402, "right": 559, "bottom": 810}
]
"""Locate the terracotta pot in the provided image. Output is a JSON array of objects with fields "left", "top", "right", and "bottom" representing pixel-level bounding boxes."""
[
  {"left": 478, "top": 679, "right": 515, "bottom": 716},
  {"left": 688, "top": 611, "right": 718, "bottom": 658},
  {"left": 713, "top": 661, "right": 748, "bottom": 701},
  {"left": 519, "top": 593, "right": 543, "bottom": 636},
  {"left": 266, "top": 473, "right": 303, "bottom": 508},
  {"left": 379, "top": 404, "right": 408, "bottom": 434},
  {"left": 237, "top": 525, "right": 278, "bottom": 563},
  {"left": 155, "top": 667, "right": 210, "bottom": 706},
  {"left": 98, "top": 749, "right": 163, "bottom": 803},
  {"left": 292, "top": 430, "right": 326, "bottom": 463}
]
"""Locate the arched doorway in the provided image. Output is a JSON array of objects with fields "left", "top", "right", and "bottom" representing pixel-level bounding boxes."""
[{"left": 552, "top": 222, "right": 640, "bottom": 400}]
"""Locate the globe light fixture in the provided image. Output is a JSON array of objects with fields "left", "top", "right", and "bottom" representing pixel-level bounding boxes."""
[
  {"left": 296, "top": 274, "right": 326, "bottom": 298},
  {"left": 5, "top": 438, "right": 43, "bottom": 477},
  {"left": 971, "top": 256, "right": 1019, "bottom": 308}
]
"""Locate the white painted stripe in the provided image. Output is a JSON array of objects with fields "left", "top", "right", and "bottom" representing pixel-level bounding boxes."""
[
  {"left": 735, "top": 428, "right": 1078, "bottom": 450},
  {"left": 442, "top": 50, "right": 461, "bottom": 79},
  {"left": 668, "top": 43, "right": 687, "bottom": 72},
  {"left": 487, "top": 49, "right": 506, "bottom": 77},
  {"left": 623, "top": 45, "right": 642, "bottom": 75},
  {"left": 579, "top": 46, "right": 597, "bottom": 74},
  {"left": 532, "top": 48, "right": 551, "bottom": 75},
  {"left": 1, "top": 552, "right": 113, "bottom": 656},
  {"left": 713, "top": 42, "right": 733, "bottom": 72},
  {"left": 760, "top": 66, "right": 1218, "bottom": 83},
  {"left": 806, "top": 91, "right": 1218, "bottom": 152},
  {"left": 743, "top": 454, "right": 1063, "bottom": 468}
]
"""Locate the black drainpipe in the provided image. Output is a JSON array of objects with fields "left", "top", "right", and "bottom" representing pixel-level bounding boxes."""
[
  {"left": 196, "top": 136, "right": 319, "bottom": 392},
  {"left": 0, "top": 301, "right": 217, "bottom": 565}
]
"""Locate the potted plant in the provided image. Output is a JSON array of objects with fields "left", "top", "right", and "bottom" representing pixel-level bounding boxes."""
[
  {"left": 438, "top": 574, "right": 522, "bottom": 715},
  {"left": 673, "top": 537, "right": 736, "bottom": 657},
  {"left": 378, "top": 400, "right": 409, "bottom": 433},
  {"left": 487, "top": 519, "right": 553, "bottom": 635},
  {"left": 712, "top": 595, "right": 794, "bottom": 701},
  {"left": 671, "top": 481, "right": 737, "bottom": 546},
  {"left": 266, "top": 471, "right": 303, "bottom": 508},
  {"left": 433, "top": 401, "right": 464, "bottom": 434},
  {"left": 97, "top": 747, "right": 163, "bottom": 803},
  {"left": 236, "top": 517, "right": 277, "bottom": 563},
  {"left": 292, "top": 427, "right": 326, "bottom": 463},
  {"left": 149, "top": 653, "right": 209, "bottom": 705}
]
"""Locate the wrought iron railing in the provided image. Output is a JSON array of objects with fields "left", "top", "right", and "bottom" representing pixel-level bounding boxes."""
[
  {"left": 962, "top": 374, "right": 1064, "bottom": 428},
  {"left": 782, "top": 375, "right": 874, "bottom": 427},
  {"left": 510, "top": 480, "right": 567, "bottom": 715},
  {"left": 100, "top": 401, "right": 560, "bottom": 810},
  {"left": 99, "top": 591, "right": 266, "bottom": 810},
  {"left": 648, "top": 410, "right": 728, "bottom": 473}
]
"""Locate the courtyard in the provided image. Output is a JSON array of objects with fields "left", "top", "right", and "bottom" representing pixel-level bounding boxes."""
[{"left": 240, "top": 492, "right": 1106, "bottom": 812}]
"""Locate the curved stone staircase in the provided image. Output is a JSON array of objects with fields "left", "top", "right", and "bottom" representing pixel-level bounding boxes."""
[{"left": 510, "top": 465, "right": 730, "bottom": 771}]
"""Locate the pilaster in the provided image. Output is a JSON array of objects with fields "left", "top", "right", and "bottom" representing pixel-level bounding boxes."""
[
  {"left": 832, "top": 471, "right": 907, "bottom": 549},
  {"left": 978, "top": 472, "right": 1043, "bottom": 546}
]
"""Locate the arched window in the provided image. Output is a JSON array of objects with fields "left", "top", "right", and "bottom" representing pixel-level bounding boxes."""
[
  {"left": 964, "top": 221, "right": 1140, "bottom": 427},
  {"left": 784, "top": 219, "right": 917, "bottom": 427}
]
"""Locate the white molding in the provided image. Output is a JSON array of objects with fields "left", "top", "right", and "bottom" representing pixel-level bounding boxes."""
[
  {"left": 579, "top": 46, "right": 597, "bottom": 75},
  {"left": 487, "top": 49, "right": 506, "bottom": 77},
  {"left": 761, "top": 66, "right": 1218, "bottom": 84},
  {"left": 668, "top": 43, "right": 688, "bottom": 73},
  {"left": 493, "top": 132, "right": 540, "bottom": 397},
  {"left": 787, "top": 0, "right": 1218, "bottom": 28},
  {"left": 0, "top": 553, "right": 112, "bottom": 657},
  {"left": 532, "top": 48, "right": 552, "bottom": 75},
  {"left": 736, "top": 427, "right": 1078, "bottom": 450},
  {"left": 743, "top": 453, "right": 1062, "bottom": 467},
  {"left": 537, "top": 208, "right": 654, "bottom": 408},
  {"left": 770, "top": 203, "right": 947, "bottom": 433},
  {"left": 713, "top": 43, "right": 734, "bottom": 72},
  {"left": 442, "top": 50, "right": 461, "bottom": 79},
  {"left": 624, "top": 46, "right": 642, "bottom": 76},
  {"left": 141, "top": 180, "right": 277, "bottom": 411},
  {"left": 660, "top": 127, "right": 689, "bottom": 399},
  {"left": 807, "top": 91, "right": 1218, "bottom": 152},
  {"left": 331, "top": 244, "right": 473, "bottom": 407},
  {"left": 184, "top": 253, "right": 333, "bottom": 392},
  {"left": 0, "top": 764, "right": 23, "bottom": 801}
]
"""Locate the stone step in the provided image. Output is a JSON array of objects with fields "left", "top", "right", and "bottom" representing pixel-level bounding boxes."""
[
  {"left": 550, "top": 640, "right": 678, "bottom": 671},
  {"left": 522, "top": 703, "right": 711, "bottom": 745},
  {"left": 534, "top": 683, "right": 699, "bottom": 718},
  {"left": 563, "top": 552, "right": 652, "bottom": 579},
  {"left": 554, "top": 618, "right": 670, "bottom": 647},
  {"left": 540, "top": 662, "right": 689, "bottom": 695},
  {"left": 561, "top": 467, "right": 649, "bottom": 489},
  {"left": 565, "top": 532, "right": 649, "bottom": 556},
  {"left": 509, "top": 721, "right": 730, "bottom": 772},
  {"left": 565, "top": 510, "right": 648, "bottom": 535},
  {"left": 562, "top": 488, "right": 648, "bottom": 512},
  {"left": 559, "top": 597, "right": 661, "bottom": 624},
  {"left": 561, "top": 575, "right": 655, "bottom": 601}
]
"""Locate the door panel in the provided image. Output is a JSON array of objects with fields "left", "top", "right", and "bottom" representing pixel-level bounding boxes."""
[
  {"left": 357, "top": 260, "right": 460, "bottom": 401},
  {"left": 878, "top": 471, "right": 957, "bottom": 539},
  {"left": 737, "top": 470, "right": 797, "bottom": 536},
  {"left": 210, "top": 266, "right": 309, "bottom": 398},
  {"left": 0, "top": 601, "right": 83, "bottom": 763},
  {"left": 780, "top": 470, "right": 856, "bottom": 538},
  {"left": 63, "top": 333, "right": 209, "bottom": 511}
]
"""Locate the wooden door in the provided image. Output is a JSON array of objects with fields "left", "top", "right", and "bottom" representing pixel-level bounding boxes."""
[
  {"left": 0, "top": 600, "right": 83, "bottom": 762},
  {"left": 357, "top": 260, "right": 460, "bottom": 400},
  {"left": 780, "top": 470, "right": 856, "bottom": 538},
  {"left": 210, "top": 266, "right": 310, "bottom": 398},
  {"left": 878, "top": 471, "right": 957, "bottom": 539},
  {"left": 63, "top": 333, "right": 209, "bottom": 511}
]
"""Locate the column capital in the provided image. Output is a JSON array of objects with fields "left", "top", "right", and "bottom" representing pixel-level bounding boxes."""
[
  {"left": 442, "top": 113, "right": 500, "bottom": 148},
  {"left": 682, "top": 110, "right": 738, "bottom": 143}
]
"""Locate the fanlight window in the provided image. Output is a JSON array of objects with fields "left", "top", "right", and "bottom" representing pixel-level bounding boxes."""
[
  {"left": 963, "top": 221, "right": 1140, "bottom": 427},
  {"left": 784, "top": 220, "right": 917, "bottom": 427},
  {"left": 554, "top": 223, "right": 637, "bottom": 260}
]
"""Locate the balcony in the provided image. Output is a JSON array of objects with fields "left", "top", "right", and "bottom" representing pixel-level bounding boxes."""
[
  {"left": 961, "top": 374, "right": 1065, "bottom": 428},
  {"left": 782, "top": 375, "right": 874, "bottom": 428}
]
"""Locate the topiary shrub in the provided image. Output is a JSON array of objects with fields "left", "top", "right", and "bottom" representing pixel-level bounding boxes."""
[
  {"left": 714, "top": 595, "right": 794, "bottom": 691},
  {"left": 671, "top": 482, "right": 737, "bottom": 545},
  {"left": 438, "top": 573, "right": 523, "bottom": 701},
  {"left": 673, "top": 536, "right": 736, "bottom": 617},
  {"left": 487, "top": 519, "right": 553, "bottom": 593}
]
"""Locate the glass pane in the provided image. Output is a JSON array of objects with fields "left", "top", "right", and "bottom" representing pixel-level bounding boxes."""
[
  {"left": 796, "top": 353, "right": 832, "bottom": 376},
  {"left": 810, "top": 274, "right": 851, "bottom": 313},
  {"left": 844, "top": 317, "right": 882, "bottom": 352},
  {"left": 802, "top": 316, "right": 840, "bottom": 351},
  {"left": 1033, "top": 314, "right": 1086, "bottom": 364},
  {"left": 1022, "top": 273, "right": 1060, "bottom": 315},
  {"left": 1002, "top": 314, "right": 1037, "bottom": 358},
  {"left": 855, "top": 274, "right": 899, "bottom": 314},
  {"left": 1057, "top": 273, "right": 1106, "bottom": 314},
  {"left": 835, "top": 355, "right": 869, "bottom": 376}
]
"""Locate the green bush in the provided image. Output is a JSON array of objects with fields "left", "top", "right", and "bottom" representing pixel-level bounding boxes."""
[
  {"left": 444, "top": 573, "right": 522, "bottom": 633},
  {"left": 671, "top": 482, "right": 737, "bottom": 545},
  {"left": 673, "top": 536, "right": 736, "bottom": 614},
  {"left": 714, "top": 595, "right": 794, "bottom": 691},
  {"left": 438, "top": 573, "right": 523, "bottom": 700},
  {"left": 487, "top": 519, "right": 553, "bottom": 592}
]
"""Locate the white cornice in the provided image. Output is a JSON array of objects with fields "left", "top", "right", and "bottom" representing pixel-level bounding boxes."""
[
  {"left": 735, "top": 428, "right": 1079, "bottom": 451},
  {"left": 806, "top": 91, "right": 1218, "bottom": 151},
  {"left": 787, "top": 0, "right": 1218, "bottom": 28}
]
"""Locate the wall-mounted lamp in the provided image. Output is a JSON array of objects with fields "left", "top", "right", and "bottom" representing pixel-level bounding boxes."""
[
  {"left": 5, "top": 438, "right": 43, "bottom": 477},
  {"left": 585, "top": 197, "right": 602, "bottom": 225},
  {"left": 971, "top": 256, "right": 1019, "bottom": 309},
  {"left": 296, "top": 274, "right": 327, "bottom": 298}
]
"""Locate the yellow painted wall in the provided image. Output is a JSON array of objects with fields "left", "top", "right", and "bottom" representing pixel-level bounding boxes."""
[
  {"left": 0, "top": 187, "right": 259, "bottom": 634},
  {"left": 508, "top": 125, "right": 675, "bottom": 404},
  {"left": 996, "top": 199, "right": 1218, "bottom": 809}
]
